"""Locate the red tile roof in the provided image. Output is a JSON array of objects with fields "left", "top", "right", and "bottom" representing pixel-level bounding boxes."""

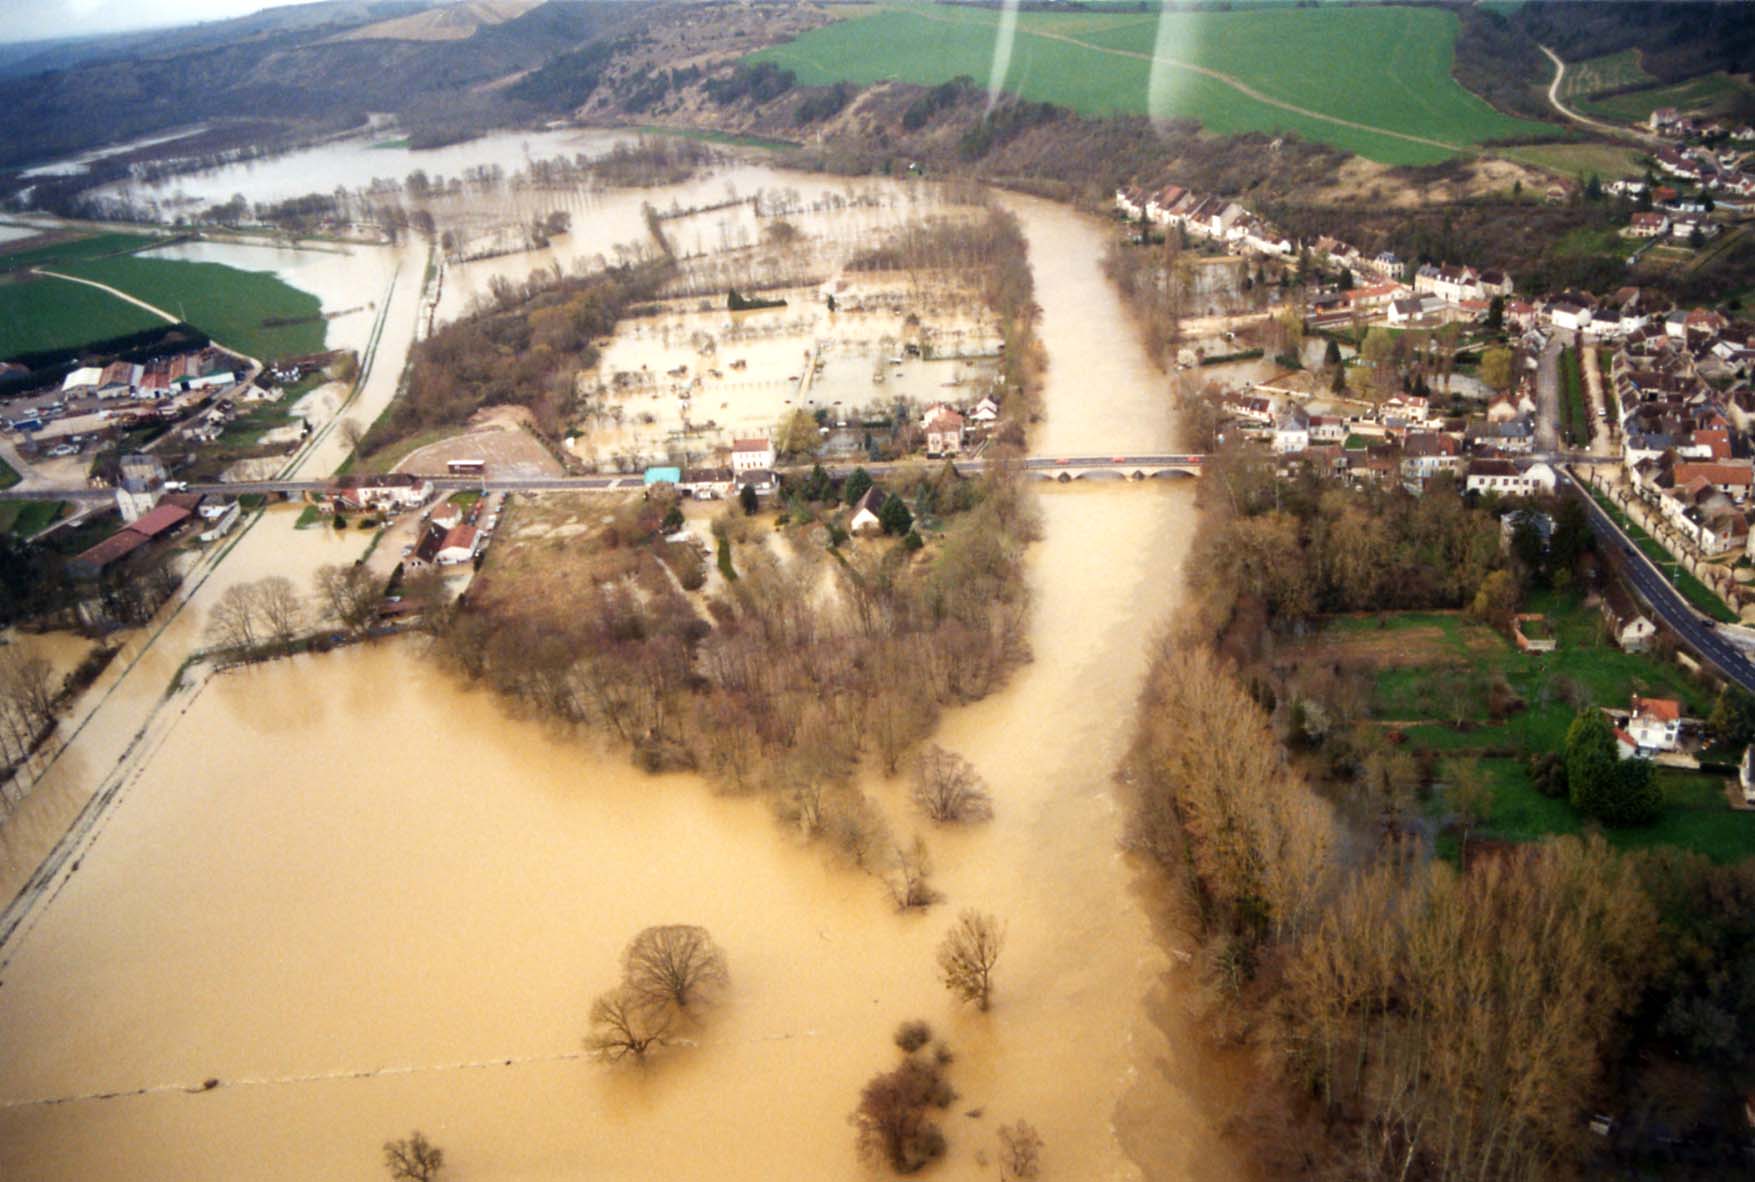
[{"left": 1633, "top": 696, "right": 1681, "bottom": 722}]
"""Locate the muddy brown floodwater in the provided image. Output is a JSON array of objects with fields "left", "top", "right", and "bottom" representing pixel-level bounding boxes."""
[{"left": 0, "top": 182, "right": 1248, "bottom": 1181}]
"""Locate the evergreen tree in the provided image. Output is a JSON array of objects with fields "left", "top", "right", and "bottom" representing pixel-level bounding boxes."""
[
  {"left": 879, "top": 493, "right": 913, "bottom": 536},
  {"left": 739, "top": 482, "right": 759, "bottom": 516},
  {"left": 844, "top": 467, "right": 873, "bottom": 507}
]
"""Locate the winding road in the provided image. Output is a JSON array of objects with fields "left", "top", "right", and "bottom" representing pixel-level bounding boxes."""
[{"left": 1539, "top": 45, "right": 1659, "bottom": 145}]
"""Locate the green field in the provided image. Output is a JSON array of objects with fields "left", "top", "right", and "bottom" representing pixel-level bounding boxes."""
[
  {"left": 1579, "top": 72, "right": 1753, "bottom": 125},
  {"left": 50, "top": 255, "right": 325, "bottom": 362},
  {"left": 1557, "top": 49, "right": 1653, "bottom": 103},
  {"left": 0, "top": 274, "right": 167, "bottom": 360},
  {"left": 750, "top": 3, "right": 1558, "bottom": 164},
  {"left": 0, "top": 455, "right": 18, "bottom": 489}
]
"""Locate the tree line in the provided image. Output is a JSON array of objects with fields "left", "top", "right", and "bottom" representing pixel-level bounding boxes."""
[{"left": 1128, "top": 432, "right": 1755, "bottom": 1176}]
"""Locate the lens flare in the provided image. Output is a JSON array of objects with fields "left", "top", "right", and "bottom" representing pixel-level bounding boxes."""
[
  {"left": 985, "top": 0, "right": 1021, "bottom": 114},
  {"left": 1146, "top": 7, "right": 1193, "bottom": 123}
]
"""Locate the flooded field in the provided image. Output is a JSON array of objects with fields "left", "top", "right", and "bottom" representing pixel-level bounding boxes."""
[
  {"left": 93, "top": 128, "right": 638, "bottom": 213},
  {"left": 0, "top": 152, "right": 1241, "bottom": 1181},
  {"left": 579, "top": 281, "right": 997, "bottom": 468}
]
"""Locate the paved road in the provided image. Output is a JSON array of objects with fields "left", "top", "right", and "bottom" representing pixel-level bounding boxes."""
[
  {"left": 1536, "top": 334, "right": 1562, "bottom": 453},
  {"left": 1564, "top": 465, "right": 1755, "bottom": 694}
]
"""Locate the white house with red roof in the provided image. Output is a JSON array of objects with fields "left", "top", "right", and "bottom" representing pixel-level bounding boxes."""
[
  {"left": 1626, "top": 695, "right": 1683, "bottom": 753},
  {"left": 731, "top": 437, "right": 775, "bottom": 475},
  {"left": 924, "top": 407, "right": 965, "bottom": 456}
]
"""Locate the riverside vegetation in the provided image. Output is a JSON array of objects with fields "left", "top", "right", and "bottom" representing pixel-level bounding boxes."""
[{"left": 1126, "top": 428, "right": 1755, "bottom": 1175}]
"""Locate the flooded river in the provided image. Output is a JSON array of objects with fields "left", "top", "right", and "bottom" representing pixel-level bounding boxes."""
[{"left": 0, "top": 162, "right": 1241, "bottom": 1181}]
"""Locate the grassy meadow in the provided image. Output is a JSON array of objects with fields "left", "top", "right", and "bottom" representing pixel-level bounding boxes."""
[{"left": 750, "top": 3, "right": 1558, "bottom": 164}]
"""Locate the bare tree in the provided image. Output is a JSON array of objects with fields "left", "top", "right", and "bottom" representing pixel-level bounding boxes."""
[
  {"left": 315, "top": 563, "right": 382, "bottom": 634},
  {"left": 255, "top": 575, "right": 305, "bottom": 649},
  {"left": 585, "top": 986, "right": 674, "bottom": 1063},
  {"left": 937, "top": 910, "right": 1005, "bottom": 1012},
  {"left": 205, "top": 582, "right": 262, "bottom": 653},
  {"left": 622, "top": 924, "right": 729, "bottom": 1012},
  {"left": 338, "top": 418, "right": 366, "bottom": 457},
  {"left": 382, "top": 1131, "right": 444, "bottom": 1181},
  {"left": 887, "top": 835, "right": 938, "bottom": 910},
  {"left": 997, "top": 1119, "right": 1044, "bottom": 1179},
  {"left": 910, "top": 744, "right": 993, "bottom": 823}
]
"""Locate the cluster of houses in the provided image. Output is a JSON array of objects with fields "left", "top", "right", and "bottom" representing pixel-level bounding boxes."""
[
  {"left": 1112, "top": 183, "right": 1296, "bottom": 256},
  {"left": 1649, "top": 107, "right": 1755, "bottom": 146},
  {"left": 1599, "top": 302, "right": 1755, "bottom": 560}
]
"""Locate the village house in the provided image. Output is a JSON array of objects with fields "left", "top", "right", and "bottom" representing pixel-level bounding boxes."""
[
  {"left": 1625, "top": 695, "right": 1683, "bottom": 753},
  {"left": 1600, "top": 579, "right": 1658, "bottom": 654},
  {"left": 323, "top": 473, "right": 433, "bottom": 514},
  {"left": 1465, "top": 458, "right": 1555, "bottom": 497},
  {"left": 681, "top": 467, "right": 736, "bottom": 499},
  {"left": 1629, "top": 211, "right": 1671, "bottom": 238},
  {"left": 923, "top": 406, "right": 965, "bottom": 457},
  {"left": 730, "top": 437, "right": 776, "bottom": 474},
  {"left": 1273, "top": 407, "right": 1310, "bottom": 454},
  {"left": 849, "top": 485, "right": 886, "bottom": 535},
  {"left": 1401, "top": 432, "right": 1462, "bottom": 486}
]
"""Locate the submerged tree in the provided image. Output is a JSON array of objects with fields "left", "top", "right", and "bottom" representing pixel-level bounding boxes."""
[
  {"left": 937, "top": 910, "right": 1005, "bottom": 1012},
  {"left": 997, "top": 1119, "right": 1044, "bottom": 1179},
  {"left": 910, "top": 745, "right": 994, "bottom": 823},
  {"left": 622, "top": 924, "right": 730, "bottom": 1012},
  {"left": 382, "top": 1131, "right": 444, "bottom": 1182},
  {"left": 585, "top": 986, "right": 674, "bottom": 1063}
]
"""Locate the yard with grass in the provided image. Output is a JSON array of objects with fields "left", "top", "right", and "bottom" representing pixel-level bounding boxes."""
[
  {"left": 0, "top": 273, "right": 167, "bottom": 360},
  {"left": 50, "top": 255, "right": 325, "bottom": 362},
  {"left": 1302, "top": 596, "right": 1755, "bottom": 863},
  {"left": 749, "top": 3, "right": 1556, "bottom": 164},
  {"left": 0, "top": 454, "right": 18, "bottom": 489},
  {"left": 0, "top": 499, "right": 65, "bottom": 536}
]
